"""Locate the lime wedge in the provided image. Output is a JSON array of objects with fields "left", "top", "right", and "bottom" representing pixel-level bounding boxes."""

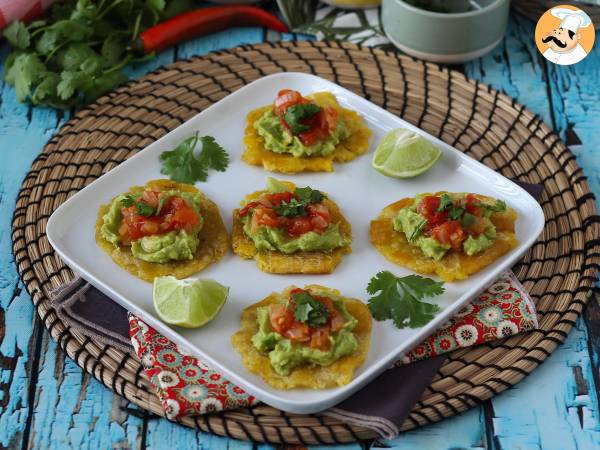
[
  {"left": 372, "top": 128, "right": 442, "bottom": 179},
  {"left": 153, "top": 276, "right": 229, "bottom": 328}
]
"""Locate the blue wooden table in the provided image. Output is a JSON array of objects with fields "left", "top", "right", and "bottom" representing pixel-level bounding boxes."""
[{"left": 1, "top": 11, "right": 599, "bottom": 450}]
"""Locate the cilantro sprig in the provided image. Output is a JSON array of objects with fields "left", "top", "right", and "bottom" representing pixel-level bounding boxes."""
[
  {"left": 291, "top": 291, "right": 329, "bottom": 328},
  {"left": 367, "top": 271, "right": 445, "bottom": 329},
  {"left": 274, "top": 186, "right": 326, "bottom": 218},
  {"left": 2, "top": 0, "right": 193, "bottom": 108},
  {"left": 159, "top": 132, "right": 229, "bottom": 184},
  {"left": 120, "top": 194, "right": 155, "bottom": 217},
  {"left": 283, "top": 103, "right": 321, "bottom": 134}
]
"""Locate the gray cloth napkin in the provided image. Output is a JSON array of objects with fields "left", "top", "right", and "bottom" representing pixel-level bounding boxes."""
[{"left": 47, "top": 180, "right": 542, "bottom": 438}]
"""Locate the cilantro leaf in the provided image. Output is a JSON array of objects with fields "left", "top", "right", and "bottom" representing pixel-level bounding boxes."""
[
  {"left": 437, "top": 193, "right": 452, "bottom": 211},
  {"left": 461, "top": 212, "right": 476, "bottom": 228},
  {"left": 160, "top": 132, "right": 229, "bottom": 184},
  {"left": 120, "top": 195, "right": 136, "bottom": 207},
  {"left": 4, "top": 21, "right": 30, "bottom": 50},
  {"left": 295, "top": 186, "right": 325, "bottom": 204},
  {"left": 480, "top": 199, "right": 507, "bottom": 213},
  {"left": 292, "top": 291, "right": 329, "bottom": 327},
  {"left": 283, "top": 103, "right": 321, "bottom": 134},
  {"left": 120, "top": 194, "right": 155, "bottom": 216},
  {"left": 155, "top": 195, "right": 169, "bottom": 216},
  {"left": 275, "top": 198, "right": 306, "bottom": 217},
  {"left": 366, "top": 271, "right": 444, "bottom": 329},
  {"left": 448, "top": 206, "right": 465, "bottom": 220}
]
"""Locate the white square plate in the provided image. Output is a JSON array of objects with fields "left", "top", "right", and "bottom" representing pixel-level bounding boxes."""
[{"left": 46, "top": 72, "right": 545, "bottom": 414}]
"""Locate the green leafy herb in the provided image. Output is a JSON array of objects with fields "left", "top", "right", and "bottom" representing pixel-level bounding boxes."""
[
  {"left": 448, "top": 206, "right": 465, "bottom": 221},
  {"left": 275, "top": 198, "right": 306, "bottom": 217},
  {"left": 2, "top": 0, "right": 188, "bottom": 108},
  {"left": 283, "top": 103, "right": 321, "bottom": 134},
  {"left": 292, "top": 291, "right": 329, "bottom": 328},
  {"left": 295, "top": 186, "right": 325, "bottom": 204},
  {"left": 274, "top": 186, "right": 325, "bottom": 218},
  {"left": 120, "top": 194, "right": 155, "bottom": 216},
  {"left": 155, "top": 195, "right": 169, "bottom": 216},
  {"left": 367, "top": 271, "right": 444, "bottom": 329},
  {"left": 408, "top": 218, "right": 427, "bottom": 241},
  {"left": 480, "top": 199, "right": 507, "bottom": 213},
  {"left": 160, "top": 132, "right": 230, "bottom": 184},
  {"left": 437, "top": 193, "right": 452, "bottom": 211},
  {"left": 461, "top": 212, "right": 476, "bottom": 228}
]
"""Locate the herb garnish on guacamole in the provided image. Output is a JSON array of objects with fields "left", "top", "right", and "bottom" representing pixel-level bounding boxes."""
[
  {"left": 254, "top": 89, "right": 349, "bottom": 157},
  {"left": 393, "top": 193, "right": 507, "bottom": 260},
  {"left": 238, "top": 179, "right": 350, "bottom": 254},
  {"left": 252, "top": 288, "right": 359, "bottom": 376},
  {"left": 101, "top": 188, "right": 203, "bottom": 264}
]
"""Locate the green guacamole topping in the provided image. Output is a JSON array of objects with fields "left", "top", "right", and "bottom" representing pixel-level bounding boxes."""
[
  {"left": 242, "top": 218, "right": 349, "bottom": 254},
  {"left": 254, "top": 109, "right": 348, "bottom": 157},
  {"left": 100, "top": 190, "right": 203, "bottom": 263},
  {"left": 393, "top": 193, "right": 499, "bottom": 260},
  {"left": 251, "top": 293, "right": 359, "bottom": 376}
]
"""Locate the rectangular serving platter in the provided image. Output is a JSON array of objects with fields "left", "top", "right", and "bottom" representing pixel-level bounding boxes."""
[{"left": 46, "top": 72, "right": 545, "bottom": 414}]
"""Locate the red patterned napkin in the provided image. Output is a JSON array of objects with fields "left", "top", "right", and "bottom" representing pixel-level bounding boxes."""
[{"left": 129, "top": 270, "right": 537, "bottom": 419}]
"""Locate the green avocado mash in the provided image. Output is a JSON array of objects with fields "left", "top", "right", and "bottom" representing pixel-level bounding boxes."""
[
  {"left": 100, "top": 190, "right": 204, "bottom": 263},
  {"left": 242, "top": 218, "right": 349, "bottom": 254},
  {"left": 254, "top": 109, "right": 348, "bottom": 157},
  {"left": 393, "top": 194, "right": 498, "bottom": 259},
  {"left": 251, "top": 294, "right": 359, "bottom": 376}
]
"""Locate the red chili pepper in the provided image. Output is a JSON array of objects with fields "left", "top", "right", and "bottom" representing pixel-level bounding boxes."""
[{"left": 135, "top": 6, "right": 289, "bottom": 54}]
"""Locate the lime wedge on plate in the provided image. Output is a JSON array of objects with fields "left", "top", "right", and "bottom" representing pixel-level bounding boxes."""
[
  {"left": 153, "top": 276, "right": 229, "bottom": 328},
  {"left": 372, "top": 128, "right": 442, "bottom": 179}
]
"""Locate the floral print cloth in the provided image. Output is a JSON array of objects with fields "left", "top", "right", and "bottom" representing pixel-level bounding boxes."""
[{"left": 129, "top": 271, "right": 537, "bottom": 419}]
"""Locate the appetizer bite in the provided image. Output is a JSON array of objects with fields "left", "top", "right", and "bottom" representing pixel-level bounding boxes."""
[
  {"left": 231, "top": 285, "right": 372, "bottom": 389},
  {"left": 371, "top": 192, "right": 518, "bottom": 281},
  {"left": 96, "top": 179, "right": 228, "bottom": 282},
  {"left": 231, "top": 178, "right": 352, "bottom": 274},
  {"left": 243, "top": 89, "right": 372, "bottom": 173}
]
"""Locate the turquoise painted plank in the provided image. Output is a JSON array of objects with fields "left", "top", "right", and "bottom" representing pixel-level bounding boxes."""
[
  {"left": 0, "top": 41, "right": 70, "bottom": 449},
  {"left": 490, "top": 318, "right": 600, "bottom": 449}
]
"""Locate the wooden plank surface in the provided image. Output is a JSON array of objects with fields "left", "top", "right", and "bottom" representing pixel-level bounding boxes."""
[{"left": 0, "top": 11, "right": 599, "bottom": 450}]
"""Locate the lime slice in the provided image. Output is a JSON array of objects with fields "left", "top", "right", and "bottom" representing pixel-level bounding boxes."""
[
  {"left": 153, "top": 276, "right": 229, "bottom": 328},
  {"left": 372, "top": 128, "right": 442, "bottom": 179}
]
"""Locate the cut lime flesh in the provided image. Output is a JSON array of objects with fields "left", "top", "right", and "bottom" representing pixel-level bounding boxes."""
[
  {"left": 372, "top": 128, "right": 442, "bottom": 179},
  {"left": 153, "top": 276, "right": 229, "bottom": 328}
]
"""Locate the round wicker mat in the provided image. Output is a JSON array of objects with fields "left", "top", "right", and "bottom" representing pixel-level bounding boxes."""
[{"left": 11, "top": 41, "right": 600, "bottom": 445}]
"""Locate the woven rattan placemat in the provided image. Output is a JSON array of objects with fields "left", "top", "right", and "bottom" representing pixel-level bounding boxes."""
[{"left": 11, "top": 41, "right": 600, "bottom": 445}]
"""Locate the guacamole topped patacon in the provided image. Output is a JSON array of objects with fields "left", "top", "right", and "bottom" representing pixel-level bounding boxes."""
[
  {"left": 231, "top": 285, "right": 372, "bottom": 389},
  {"left": 95, "top": 179, "right": 228, "bottom": 282}
]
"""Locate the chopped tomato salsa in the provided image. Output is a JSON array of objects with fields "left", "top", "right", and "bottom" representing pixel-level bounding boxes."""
[
  {"left": 417, "top": 193, "right": 496, "bottom": 249},
  {"left": 273, "top": 89, "right": 338, "bottom": 146},
  {"left": 239, "top": 190, "right": 332, "bottom": 238},
  {"left": 268, "top": 289, "right": 345, "bottom": 350},
  {"left": 118, "top": 190, "right": 200, "bottom": 244}
]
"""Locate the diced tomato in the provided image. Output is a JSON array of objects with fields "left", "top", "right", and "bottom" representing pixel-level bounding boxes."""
[
  {"left": 284, "top": 322, "right": 311, "bottom": 342},
  {"left": 464, "top": 193, "right": 483, "bottom": 216},
  {"left": 268, "top": 304, "right": 294, "bottom": 334},
  {"left": 287, "top": 217, "right": 313, "bottom": 236},
  {"left": 239, "top": 201, "right": 259, "bottom": 217},
  {"left": 143, "top": 190, "right": 159, "bottom": 208},
  {"left": 264, "top": 191, "right": 295, "bottom": 207},
  {"left": 252, "top": 207, "right": 280, "bottom": 229},
  {"left": 432, "top": 220, "right": 466, "bottom": 250},
  {"left": 330, "top": 313, "right": 346, "bottom": 333},
  {"left": 298, "top": 106, "right": 337, "bottom": 146},
  {"left": 417, "top": 195, "right": 449, "bottom": 227},
  {"left": 309, "top": 327, "right": 331, "bottom": 350},
  {"left": 274, "top": 89, "right": 304, "bottom": 115},
  {"left": 118, "top": 191, "right": 201, "bottom": 242}
]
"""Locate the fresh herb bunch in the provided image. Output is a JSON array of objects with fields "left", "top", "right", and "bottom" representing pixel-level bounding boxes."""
[
  {"left": 159, "top": 132, "right": 230, "bottom": 184},
  {"left": 367, "top": 271, "right": 445, "bottom": 329},
  {"left": 274, "top": 186, "right": 325, "bottom": 217},
  {"left": 291, "top": 291, "right": 329, "bottom": 328},
  {"left": 3, "top": 0, "right": 194, "bottom": 108}
]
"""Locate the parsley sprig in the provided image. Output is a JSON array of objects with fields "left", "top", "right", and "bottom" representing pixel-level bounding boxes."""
[
  {"left": 159, "top": 132, "right": 229, "bottom": 184},
  {"left": 291, "top": 291, "right": 329, "bottom": 328},
  {"left": 367, "top": 271, "right": 445, "bottom": 329}
]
